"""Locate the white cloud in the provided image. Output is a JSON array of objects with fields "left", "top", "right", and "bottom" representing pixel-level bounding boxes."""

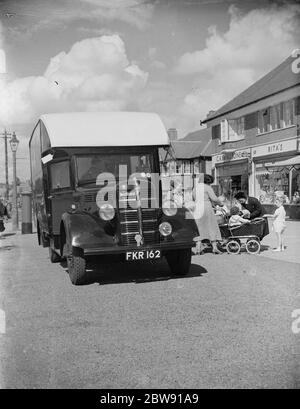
[
  {"left": 147, "top": 47, "right": 166, "bottom": 70},
  {"left": 7, "top": 0, "right": 154, "bottom": 36},
  {"left": 150, "top": 60, "right": 167, "bottom": 70},
  {"left": 0, "top": 19, "right": 3, "bottom": 47},
  {"left": 176, "top": 5, "right": 300, "bottom": 76},
  {"left": 0, "top": 35, "right": 148, "bottom": 126},
  {"left": 0, "top": 20, "right": 6, "bottom": 74},
  {"left": 175, "top": 4, "right": 300, "bottom": 126}
]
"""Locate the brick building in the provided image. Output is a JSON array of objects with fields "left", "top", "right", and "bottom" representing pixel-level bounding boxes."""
[{"left": 201, "top": 54, "right": 300, "bottom": 206}]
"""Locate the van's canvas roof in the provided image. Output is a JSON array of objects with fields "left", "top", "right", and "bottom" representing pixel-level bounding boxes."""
[{"left": 39, "top": 112, "right": 169, "bottom": 147}]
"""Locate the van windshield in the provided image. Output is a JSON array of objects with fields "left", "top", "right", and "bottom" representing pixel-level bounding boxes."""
[{"left": 76, "top": 153, "right": 154, "bottom": 186}]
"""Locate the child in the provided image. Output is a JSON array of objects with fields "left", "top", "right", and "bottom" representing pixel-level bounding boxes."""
[
  {"left": 228, "top": 206, "right": 251, "bottom": 227},
  {"left": 265, "top": 197, "right": 286, "bottom": 252}
]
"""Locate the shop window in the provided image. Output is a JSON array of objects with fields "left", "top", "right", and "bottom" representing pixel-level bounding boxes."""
[
  {"left": 255, "top": 166, "right": 290, "bottom": 203},
  {"left": 291, "top": 167, "right": 300, "bottom": 203}
]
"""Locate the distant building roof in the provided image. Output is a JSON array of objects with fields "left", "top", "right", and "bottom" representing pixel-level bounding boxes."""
[
  {"left": 38, "top": 112, "right": 169, "bottom": 147},
  {"left": 170, "top": 128, "right": 212, "bottom": 159},
  {"left": 202, "top": 55, "right": 300, "bottom": 123}
]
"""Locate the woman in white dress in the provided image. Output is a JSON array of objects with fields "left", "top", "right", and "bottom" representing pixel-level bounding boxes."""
[{"left": 193, "top": 174, "right": 224, "bottom": 254}]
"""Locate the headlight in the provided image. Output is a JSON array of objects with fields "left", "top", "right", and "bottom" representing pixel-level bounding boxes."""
[
  {"left": 162, "top": 200, "right": 177, "bottom": 216},
  {"left": 99, "top": 203, "right": 115, "bottom": 221},
  {"left": 159, "top": 222, "right": 172, "bottom": 237}
]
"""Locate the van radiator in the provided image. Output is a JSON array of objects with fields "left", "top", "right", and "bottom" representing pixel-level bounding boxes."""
[{"left": 119, "top": 208, "right": 159, "bottom": 246}]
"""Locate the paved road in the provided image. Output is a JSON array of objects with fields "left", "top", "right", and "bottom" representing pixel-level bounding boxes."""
[{"left": 0, "top": 229, "right": 299, "bottom": 389}]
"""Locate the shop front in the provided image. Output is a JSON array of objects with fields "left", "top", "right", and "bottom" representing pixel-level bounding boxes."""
[
  {"left": 212, "top": 148, "right": 251, "bottom": 200},
  {"left": 252, "top": 137, "right": 300, "bottom": 218}
]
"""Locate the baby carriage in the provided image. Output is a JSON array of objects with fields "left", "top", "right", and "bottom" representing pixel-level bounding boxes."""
[{"left": 217, "top": 215, "right": 268, "bottom": 254}]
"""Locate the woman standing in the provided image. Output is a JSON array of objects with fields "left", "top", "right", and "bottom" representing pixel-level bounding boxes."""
[{"left": 193, "top": 174, "right": 223, "bottom": 254}]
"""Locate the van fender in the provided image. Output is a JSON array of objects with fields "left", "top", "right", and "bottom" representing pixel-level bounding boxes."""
[
  {"left": 162, "top": 207, "right": 198, "bottom": 241},
  {"left": 61, "top": 211, "right": 115, "bottom": 251}
]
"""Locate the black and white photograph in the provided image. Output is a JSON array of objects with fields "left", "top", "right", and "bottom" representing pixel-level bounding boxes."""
[{"left": 0, "top": 0, "right": 299, "bottom": 391}]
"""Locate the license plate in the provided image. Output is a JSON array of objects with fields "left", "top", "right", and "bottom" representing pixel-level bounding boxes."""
[{"left": 125, "top": 249, "right": 161, "bottom": 261}]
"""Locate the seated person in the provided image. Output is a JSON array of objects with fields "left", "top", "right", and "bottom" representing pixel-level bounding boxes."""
[
  {"left": 216, "top": 194, "right": 230, "bottom": 214},
  {"left": 229, "top": 206, "right": 251, "bottom": 227}
]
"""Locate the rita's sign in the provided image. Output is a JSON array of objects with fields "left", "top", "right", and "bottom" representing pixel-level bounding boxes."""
[{"left": 252, "top": 139, "right": 298, "bottom": 158}]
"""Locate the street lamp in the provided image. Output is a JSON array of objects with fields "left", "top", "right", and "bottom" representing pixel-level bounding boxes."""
[{"left": 9, "top": 131, "right": 19, "bottom": 231}]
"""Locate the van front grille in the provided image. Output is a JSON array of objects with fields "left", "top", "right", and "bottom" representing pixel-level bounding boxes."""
[{"left": 119, "top": 208, "right": 159, "bottom": 246}]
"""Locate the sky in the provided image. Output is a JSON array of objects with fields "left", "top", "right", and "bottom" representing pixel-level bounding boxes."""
[{"left": 0, "top": 0, "right": 299, "bottom": 182}]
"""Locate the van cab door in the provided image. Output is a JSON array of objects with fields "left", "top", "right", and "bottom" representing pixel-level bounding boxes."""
[
  {"left": 40, "top": 166, "right": 51, "bottom": 234},
  {"left": 48, "top": 160, "right": 73, "bottom": 235}
]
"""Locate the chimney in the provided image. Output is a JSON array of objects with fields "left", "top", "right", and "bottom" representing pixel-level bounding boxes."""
[
  {"left": 167, "top": 128, "right": 178, "bottom": 141},
  {"left": 206, "top": 110, "right": 216, "bottom": 119}
]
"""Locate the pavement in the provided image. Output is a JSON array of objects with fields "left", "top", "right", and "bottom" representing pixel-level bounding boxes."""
[
  {"left": 0, "top": 220, "right": 299, "bottom": 389},
  {"left": 258, "top": 219, "right": 300, "bottom": 264}
]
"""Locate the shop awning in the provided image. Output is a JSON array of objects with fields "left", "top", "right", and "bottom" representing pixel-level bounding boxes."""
[
  {"left": 261, "top": 155, "right": 300, "bottom": 172},
  {"left": 273, "top": 156, "right": 300, "bottom": 167}
]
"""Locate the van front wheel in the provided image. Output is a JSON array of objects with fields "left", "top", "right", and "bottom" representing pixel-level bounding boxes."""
[
  {"left": 165, "top": 248, "right": 191, "bottom": 276},
  {"left": 67, "top": 255, "right": 87, "bottom": 285}
]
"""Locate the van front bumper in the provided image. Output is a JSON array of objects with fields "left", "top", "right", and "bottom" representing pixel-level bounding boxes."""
[{"left": 78, "top": 241, "right": 194, "bottom": 257}]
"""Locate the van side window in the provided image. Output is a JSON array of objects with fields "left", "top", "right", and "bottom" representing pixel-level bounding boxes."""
[{"left": 50, "top": 161, "right": 70, "bottom": 190}]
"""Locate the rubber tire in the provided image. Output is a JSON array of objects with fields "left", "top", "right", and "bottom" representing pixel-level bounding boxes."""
[
  {"left": 67, "top": 255, "right": 87, "bottom": 285},
  {"left": 49, "top": 247, "right": 61, "bottom": 263},
  {"left": 246, "top": 239, "right": 261, "bottom": 254},
  {"left": 166, "top": 248, "right": 192, "bottom": 276},
  {"left": 226, "top": 240, "right": 241, "bottom": 255}
]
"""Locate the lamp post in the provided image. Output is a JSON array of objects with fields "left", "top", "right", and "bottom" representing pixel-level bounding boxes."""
[
  {"left": 0, "top": 129, "right": 12, "bottom": 200},
  {"left": 9, "top": 132, "right": 19, "bottom": 231}
]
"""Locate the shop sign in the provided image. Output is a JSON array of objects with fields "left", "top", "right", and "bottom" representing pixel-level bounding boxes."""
[
  {"left": 252, "top": 139, "right": 298, "bottom": 158},
  {"left": 212, "top": 149, "right": 250, "bottom": 166}
]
